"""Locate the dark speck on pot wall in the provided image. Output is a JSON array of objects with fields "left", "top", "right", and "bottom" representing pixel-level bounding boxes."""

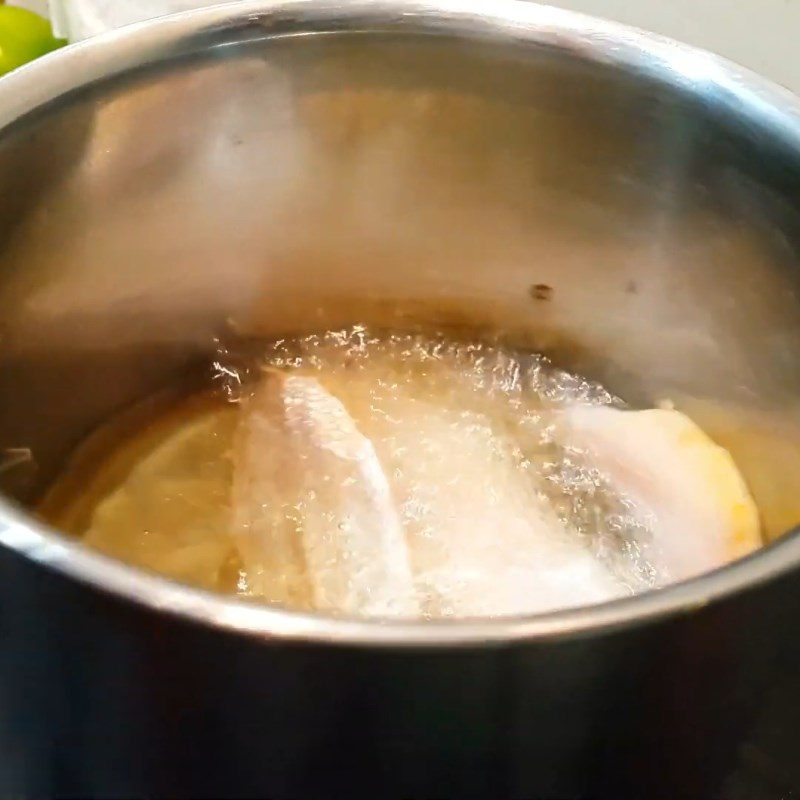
[{"left": 530, "top": 283, "right": 553, "bottom": 301}]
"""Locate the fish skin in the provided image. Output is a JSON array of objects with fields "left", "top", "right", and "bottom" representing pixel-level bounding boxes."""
[
  {"left": 560, "top": 405, "right": 762, "bottom": 582},
  {"left": 232, "top": 369, "right": 419, "bottom": 617}
]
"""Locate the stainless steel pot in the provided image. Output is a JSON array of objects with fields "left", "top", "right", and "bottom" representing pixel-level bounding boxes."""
[{"left": 2, "top": 1, "right": 800, "bottom": 796}]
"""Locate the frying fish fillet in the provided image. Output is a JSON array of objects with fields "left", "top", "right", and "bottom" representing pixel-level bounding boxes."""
[
  {"left": 560, "top": 405, "right": 761, "bottom": 582},
  {"left": 335, "top": 389, "right": 626, "bottom": 617},
  {"left": 667, "top": 398, "right": 800, "bottom": 542},
  {"left": 409, "top": 428, "right": 625, "bottom": 616},
  {"left": 232, "top": 370, "right": 419, "bottom": 617}
]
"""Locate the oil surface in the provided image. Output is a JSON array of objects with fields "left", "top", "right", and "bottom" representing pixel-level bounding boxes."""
[{"left": 40, "top": 326, "right": 768, "bottom": 617}]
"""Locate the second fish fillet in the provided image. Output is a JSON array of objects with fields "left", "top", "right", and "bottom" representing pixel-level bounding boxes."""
[{"left": 232, "top": 369, "right": 419, "bottom": 617}]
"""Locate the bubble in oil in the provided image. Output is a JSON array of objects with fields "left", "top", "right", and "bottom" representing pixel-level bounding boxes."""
[
  {"left": 220, "top": 326, "right": 661, "bottom": 612},
  {"left": 39, "top": 320, "right": 764, "bottom": 615}
]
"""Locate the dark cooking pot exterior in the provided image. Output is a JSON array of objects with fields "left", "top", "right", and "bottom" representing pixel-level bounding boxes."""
[
  {"left": 3, "top": 543, "right": 800, "bottom": 798},
  {"left": 1, "top": 2, "right": 800, "bottom": 797}
]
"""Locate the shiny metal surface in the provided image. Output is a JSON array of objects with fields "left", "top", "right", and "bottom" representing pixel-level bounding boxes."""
[
  {"left": 0, "top": 0, "right": 800, "bottom": 645},
  {"left": 1, "top": 3, "right": 800, "bottom": 796}
]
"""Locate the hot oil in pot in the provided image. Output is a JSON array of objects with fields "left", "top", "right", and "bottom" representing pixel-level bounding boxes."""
[{"left": 39, "top": 326, "right": 765, "bottom": 619}]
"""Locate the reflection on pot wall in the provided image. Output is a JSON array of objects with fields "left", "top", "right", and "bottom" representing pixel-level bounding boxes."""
[{"left": 0, "top": 36, "right": 799, "bottom": 523}]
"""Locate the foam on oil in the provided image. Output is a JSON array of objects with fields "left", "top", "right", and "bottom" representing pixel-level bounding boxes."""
[{"left": 43, "top": 326, "right": 664, "bottom": 616}]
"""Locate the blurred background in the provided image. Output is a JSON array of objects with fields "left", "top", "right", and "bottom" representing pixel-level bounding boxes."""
[
  {"left": 554, "top": 0, "right": 800, "bottom": 94},
  {"left": 17, "top": 0, "right": 800, "bottom": 94}
]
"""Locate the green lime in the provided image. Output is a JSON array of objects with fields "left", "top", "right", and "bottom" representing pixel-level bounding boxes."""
[{"left": 0, "top": 5, "right": 66, "bottom": 76}]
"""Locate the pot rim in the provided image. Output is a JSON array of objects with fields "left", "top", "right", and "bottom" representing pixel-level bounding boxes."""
[{"left": 2, "top": 0, "right": 800, "bottom": 647}]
